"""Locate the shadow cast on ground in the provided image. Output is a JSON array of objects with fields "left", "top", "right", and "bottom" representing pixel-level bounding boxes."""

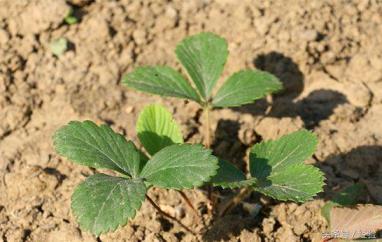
[
  {"left": 318, "top": 145, "right": 382, "bottom": 204},
  {"left": 231, "top": 51, "right": 348, "bottom": 129}
]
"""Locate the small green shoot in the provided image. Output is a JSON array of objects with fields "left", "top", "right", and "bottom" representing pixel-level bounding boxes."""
[
  {"left": 50, "top": 37, "right": 68, "bottom": 56},
  {"left": 64, "top": 8, "right": 78, "bottom": 25}
]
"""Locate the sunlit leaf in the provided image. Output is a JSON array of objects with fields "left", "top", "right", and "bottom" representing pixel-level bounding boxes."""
[
  {"left": 72, "top": 174, "right": 146, "bottom": 236},
  {"left": 123, "top": 66, "right": 201, "bottom": 102},
  {"left": 141, "top": 144, "right": 218, "bottom": 189},
  {"left": 176, "top": 32, "right": 228, "bottom": 99},
  {"left": 137, "top": 104, "right": 183, "bottom": 155},
  {"left": 212, "top": 70, "right": 282, "bottom": 107},
  {"left": 53, "top": 121, "right": 143, "bottom": 177}
]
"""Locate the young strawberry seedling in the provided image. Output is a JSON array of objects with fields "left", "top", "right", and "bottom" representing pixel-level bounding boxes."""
[
  {"left": 123, "top": 32, "right": 325, "bottom": 213},
  {"left": 53, "top": 32, "right": 325, "bottom": 237},
  {"left": 53, "top": 104, "right": 219, "bottom": 236}
]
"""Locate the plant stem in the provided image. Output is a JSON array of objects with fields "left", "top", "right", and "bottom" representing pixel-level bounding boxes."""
[
  {"left": 146, "top": 195, "right": 196, "bottom": 235},
  {"left": 203, "top": 104, "right": 215, "bottom": 209},
  {"left": 177, "top": 190, "right": 199, "bottom": 217},
  {"left": 219, "top": 187, "right": 253, "bottom": 217},
  {"left": 204, "top": 105, "right": 211, "bottom": 148}
]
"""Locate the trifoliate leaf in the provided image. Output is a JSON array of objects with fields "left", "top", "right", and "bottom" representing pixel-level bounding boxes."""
[
  {"left": 122, "top": 66, "right": 201, "bottom": 103},
  {"left": 212, "top": 70, "right": 282, "bottom": 107},
  {"left": 50, "top": 37, "right": 68, "bottom": 56},
  {"left": 321, "top": 183, "right": 366, "bottom": 223},
  {"left": 72, "top": 174, "right": 146, "bottom": 236},
  {"left": 53, "top": 121, "right": 143, "bottom": 177},
  {"left": 175, "top": 32, "right": 228, "bottom": 99},
  {"left": 330, "top": 205, "right": 382, "bottom": 240},
  {"left": 137, "top": 104, "right": 183, "bottom": 156},
  {"left": 250, "top": 130, "right": 324, "bottom": 202},
  {"left": 140, "top": 144, "right": 218, "bottom": 189},
  {"left": 210, "top": 160, "right": 248, "bottom": 189}
]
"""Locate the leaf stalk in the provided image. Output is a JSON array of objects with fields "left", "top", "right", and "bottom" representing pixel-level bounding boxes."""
[
  {"left": 219, "top": 187, "right": 253, "bottom": 217},
  {"left": 203, "top": 105, "right": 212, "bottom": 148},
  {"left": 146, "top": 195, "right": 197, "bottom": 236}
]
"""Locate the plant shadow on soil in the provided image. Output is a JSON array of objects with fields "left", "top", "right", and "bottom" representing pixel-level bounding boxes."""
[
  {"left": 200, "top": 52, "right": 375, "bottom": 241},
  {"left": 232, "top": 51, "right": 348, "bottom": 129},
  {"left": 318, "top": 145, "right": 382, "bottom": 204}
]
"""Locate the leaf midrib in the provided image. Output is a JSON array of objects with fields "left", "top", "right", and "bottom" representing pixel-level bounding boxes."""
[
  {"left": 92, "top": 179, "right": 123, "bottom": 232},
  {"left": 65, "top": 134, "right": 128, "bottom": 175}
]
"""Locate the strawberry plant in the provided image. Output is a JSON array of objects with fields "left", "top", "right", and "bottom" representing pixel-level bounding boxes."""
[
  {"left": 123, "top": 32, "right": 283, "bottom": 147},
  {"left": 53, "top": 105, "right": 219, "bottom": 235},
  {"left": 123, "top": 32, "right": 324, "bottom": 212},
  {"left": 53, "top": 32, "right": 325, "bottom": 237}
]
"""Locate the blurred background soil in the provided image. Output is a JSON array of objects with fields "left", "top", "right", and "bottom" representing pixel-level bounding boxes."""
[{"left": 0, "top": 0, "right": 382, "bottom": 241}]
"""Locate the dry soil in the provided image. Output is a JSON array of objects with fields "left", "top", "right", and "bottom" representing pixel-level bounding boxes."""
[{"left": 1, "top": 0, "right": 382, "bottom": 241}]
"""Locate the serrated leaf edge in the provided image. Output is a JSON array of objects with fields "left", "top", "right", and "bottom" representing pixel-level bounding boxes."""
[
  {"left": 136, "top": 104, "right": 184, "bottom": 155},
  {"left": 122, "top": 66, "right": 202, "bottom": 103},
  {"left": 252, "top": 164, "right": 326, "bottom": 202},
  {"left": 175, "top": 32, "right": 229, "bottom": 99},
  {"left": 53, "top": 120, "right": 134, "bottom": 176},
  {"left": 212, "top": 69, "right": 283, "bottom": 108},
  {"left": 71, "top": 175, "right": 146, "bottom": 236},
  {"left": 141, "top": 144, "right": 219, "bottom": 190}
]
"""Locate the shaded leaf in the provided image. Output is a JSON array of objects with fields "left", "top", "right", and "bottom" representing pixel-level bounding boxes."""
[
  {"left": 64, "top": 8, "right": 78, "bottom": 25},
  {"left": 250, "top": 130, "right": 324, "bottom": 202},
  {"left": 72, "top": 174, "right": 146, "bottom": 236},
  {"left": 53, "top": 121, "right": 142, "bottom": 177},
  {"left": 140, "top": 144, "right": 218, "bottom": 189},
  {"left": 212, "top": 70, "right": 282, "bottom": 107},
  {"left": 330, "top": 205, "right": 382, "bottom": 239},
  {"left": 210, "top": 160, "right": 248, "bottom": 189},
  {"left": 137, "top": 104, "right": 183, "bottom": 156},
  {"left": 175, "top": 32, "right": 228, "bottom": 99},
  {"left": 122, "top": 66, "right": 201, "bottom": 102},
  {"left": 321, "top": 183, "right": 366, "bottom": 223}
]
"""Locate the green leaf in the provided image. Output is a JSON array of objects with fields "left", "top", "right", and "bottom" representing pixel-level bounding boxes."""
[
  {"left": 212, "top": 70, "right": 282, "bottom": 107},
  {"left": 175, "top": 32, "right": 228, "bottom": 99},
  {"left": 137, "top": 104, "right": 183, "bottom": 156},
  {"left": 140, "top": 144, "right": 218, "bottom": 189},
  {"left": 72, "top": 174, "right": 146, "bottom": 236},
  {"left": 50, "top": 37, "right": 68, "bottom": 56},
  {"left": 122, "top": 66, "right": 201, "bottom": 103},
  {"left": 53, "top": 121, "right": 143, "bottom": 177},
  {"left": 331, "top": 183, "right": 366, "bottom": 205},
  {"left": 64, "top": 8, "right": 78, "bottom": 25},
  {"left": 250, "top": 130, "right": 318, "bottom": 179},
  {"left": 210, "top": 160, "right": 248, "bottom": 189},
  {"left": 253, "top": 163, "right": 324, "bottom": 202},
  {"left": 250, "top": 130, "right": 324, "bottom": 202},
  {"left": 321, "top": 183, "right": 366, "bottom": 223}
]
